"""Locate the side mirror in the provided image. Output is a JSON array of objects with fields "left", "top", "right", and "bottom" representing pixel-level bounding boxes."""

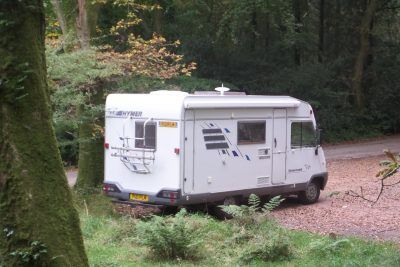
[
  {"left": 316, "top": 128, "right": 322, "bottom": 145},
  {"left": 315, "top": 128, "right": 322, "bottom": 155}
]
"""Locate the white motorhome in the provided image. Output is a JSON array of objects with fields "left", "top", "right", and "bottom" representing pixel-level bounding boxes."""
[{"left": 103, "top": 88, "right": 328, "bottom": 207}]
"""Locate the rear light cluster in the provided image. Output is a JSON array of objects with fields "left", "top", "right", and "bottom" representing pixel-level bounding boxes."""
[
  {"left": 103, "top": 183, "right": 121, "bottom": 193},
  {"left": 157, "top": 190, "right": 180, "bottom": 199}
]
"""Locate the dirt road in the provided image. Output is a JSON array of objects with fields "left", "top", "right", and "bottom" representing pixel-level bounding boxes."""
[
  {"left": 323, "top": 135, "right": 400, "bottom": 160},
  {"left": 273, "top": 155, "right": 400, "bottom": 242},
  {"left": 271, "top": 135, "right": 400, "bottom": 242}
]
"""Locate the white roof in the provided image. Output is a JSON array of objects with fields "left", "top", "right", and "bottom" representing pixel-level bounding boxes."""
[
  {"left": 183, "top": 95, "right": 301, "bottom": 109},
  {"left": 106, "top": 91, "right": 302, "bottom": 120}
]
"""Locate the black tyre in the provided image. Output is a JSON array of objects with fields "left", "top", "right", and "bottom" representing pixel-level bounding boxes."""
[{"left": 298, "top": 181, "right": 320, "bottom": 204}]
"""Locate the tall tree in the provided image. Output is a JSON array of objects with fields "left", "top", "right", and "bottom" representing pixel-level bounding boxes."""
[
  {"left": 50, "top": 0, "right": 103, "bottom": 189},
  {"left": 0, "top": 0, "right": 88, "bottom": 266},
  {"left": 352, "top": 0, "right": 378, "bottom": 109}
]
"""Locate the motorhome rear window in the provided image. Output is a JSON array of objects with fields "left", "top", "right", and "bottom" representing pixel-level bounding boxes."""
[
  {"left": 237, "top": 121, "right": 266, "bottom": 144},
  {"left": 135, "top": 121, "right": 156, "bottom": 149},
  {"left": 291, "top": 121, "right": 316, "bottom": 148}
]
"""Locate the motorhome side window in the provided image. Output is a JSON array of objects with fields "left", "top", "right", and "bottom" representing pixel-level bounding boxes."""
[
  {"left": 135, "top": 121, "right": 156, "bottom": 149},
  {"left": 291, "top": 121, "right": 316, "bottom": 148},
  {"left": 237, "top": 121, "right": 266, "bottom": 144}
]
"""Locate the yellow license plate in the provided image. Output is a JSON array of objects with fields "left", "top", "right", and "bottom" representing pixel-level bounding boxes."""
[
  {"left": 129, "top": 193, "right": 149, "bottom": 202},
  {"left": 159, "top": 121, "right": 177, "bottom": 128}
]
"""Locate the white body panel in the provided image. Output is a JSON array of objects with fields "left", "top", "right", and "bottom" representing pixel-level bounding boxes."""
[{"left": 104, "top": 91, "right": 327, "bottom": 205}]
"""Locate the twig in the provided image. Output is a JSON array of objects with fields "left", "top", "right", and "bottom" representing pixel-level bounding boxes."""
[{"left": 83, "top": 199, "right": 89, "bottom": 216}]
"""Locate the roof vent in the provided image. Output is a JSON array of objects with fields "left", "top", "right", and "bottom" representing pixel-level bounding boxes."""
[{"left": 215, "top": 84, "right": 230, "bottom": 96}]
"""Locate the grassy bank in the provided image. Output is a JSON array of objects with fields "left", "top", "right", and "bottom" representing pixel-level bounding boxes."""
[{"left": 78, "top": 194, "right": 400, "bottom": 267}]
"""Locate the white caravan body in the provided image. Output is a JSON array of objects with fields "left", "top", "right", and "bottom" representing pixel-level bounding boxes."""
[{"left": 104, "top": 90, "right": 328, "bottom": 206}]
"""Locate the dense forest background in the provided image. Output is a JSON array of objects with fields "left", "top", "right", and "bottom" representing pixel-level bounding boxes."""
[{"left": 44, "top": 0, "right": 400, "bottom": 165}]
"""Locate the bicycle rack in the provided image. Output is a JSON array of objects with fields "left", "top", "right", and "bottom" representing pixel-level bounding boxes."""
[{"left": 110, "top": 117, "right": 155, "bottom": 174}]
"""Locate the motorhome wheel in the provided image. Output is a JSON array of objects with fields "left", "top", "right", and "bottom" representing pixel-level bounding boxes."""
[{"left": 299, "top": 181, "right": 320, "bottom": 204}]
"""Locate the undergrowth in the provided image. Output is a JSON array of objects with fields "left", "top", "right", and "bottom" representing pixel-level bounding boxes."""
[
  {"left": 77, "top": 193, "right": 400, "bottom": 266},
  {"left": 136, "top": 209, "right": 204, "bottom": 260}
]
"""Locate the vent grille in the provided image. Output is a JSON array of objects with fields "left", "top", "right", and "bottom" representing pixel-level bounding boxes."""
[{"left": 257, "top": 176, "right": 270, "bottom": 185}]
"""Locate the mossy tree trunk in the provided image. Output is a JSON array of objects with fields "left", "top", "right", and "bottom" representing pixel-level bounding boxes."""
[
  {"left": 75, "top": 86, "right": 105, "bottom": 190},
  {"left": 0, "top": 1, "right": 88, "bottom": 266}
]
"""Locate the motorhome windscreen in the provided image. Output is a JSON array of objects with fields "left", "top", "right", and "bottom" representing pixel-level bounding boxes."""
[
  {"left": 291, "top": 121, "right": 316, "bottom": 148},
  {"left": 135, "top": 121, "right": 156, "bottom": 149},
  {"left": 237, "top": 121, "right": 266, "bottom": 144}
]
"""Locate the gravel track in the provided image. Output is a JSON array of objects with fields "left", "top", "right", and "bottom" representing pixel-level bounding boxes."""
[{"left": 272, "top": 156, "right": 400, "bottom": 242}]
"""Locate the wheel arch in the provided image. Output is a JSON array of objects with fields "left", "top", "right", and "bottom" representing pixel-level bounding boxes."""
[{"left": 309, "top": 172, "right": 328, "bottom": 190}]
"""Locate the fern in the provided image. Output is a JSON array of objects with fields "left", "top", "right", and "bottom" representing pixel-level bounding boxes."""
[
  {"left": 135, "top": 209, "right": 203, "bottom": 260},
  {"left": 219, "top": 194, "right": 284, "bottom": 226},
  {"left": 248, "top": 194, "right": 261, "bottom": 211},
  {"left": 262, "top": 196, "right": 285, "bottom": 214},
  {"left": 220, "top": 205, "right": 247, "bottom": 218}
]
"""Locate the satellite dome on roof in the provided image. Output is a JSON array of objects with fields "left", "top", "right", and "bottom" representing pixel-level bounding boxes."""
[{"left": 215, "top": 84, "right": 230, "bottom": 95}]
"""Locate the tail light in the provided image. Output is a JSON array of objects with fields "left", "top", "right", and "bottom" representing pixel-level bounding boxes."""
[
  {"left": 157, "top": 190, "right": 180, "bottom": 199},
  {"left": 103, "top": 183, "right": 121, "bottom": 193},
  {"left": 104, "top": 143, "right": 110, "bottom": 149}
]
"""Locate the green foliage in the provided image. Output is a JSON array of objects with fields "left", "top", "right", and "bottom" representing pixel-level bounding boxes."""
[
  {"left": 78, "top": 195, "right": 400, "bottom": 266},
  {"left": 73, "top": 189, "right": 115, "bottom": 217},
  {"left": 46, "top": 45, "right": 234, "bottom": 164},
  {"left": 309, "top": 238, "right": 353, "bottom": 256},
  {"left": 135, "top": 209, "right": 203, "bottom": 260},
  {"left": 9, "top": 241, "right": 48, "bottom": 267},
  {"left": 220, "top": 194, "right": 284, "bottom": 225},
  {"left": 262, "top": 195, "right": 285, "bottom": 213},
  {"left": 239, "top": 234, "right": 292, "bottom": 263},
  {"left": 219, "top": 195, "right": 291, "bottom": 263},
  {"left": 3, "top": 228, "right": 48, "bottom": 267},
  {"left": 377, "top": 150, "right": 400, "bottom": 179}
]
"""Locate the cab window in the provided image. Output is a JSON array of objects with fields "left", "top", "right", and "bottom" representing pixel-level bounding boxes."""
[{"left": 291, "top": 121, "right": 316, "bottom": 148}]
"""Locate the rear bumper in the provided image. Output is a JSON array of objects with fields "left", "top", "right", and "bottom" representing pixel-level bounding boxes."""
[{"left": 104, "top": 188, "right": 182, "bottom": 206}]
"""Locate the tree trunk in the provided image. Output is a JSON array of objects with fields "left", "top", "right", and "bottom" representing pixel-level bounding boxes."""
[
  {"left": 352, "top": 0, "right": 378, "bottom": 110},
  {"left": 318, "top": 0, "right": 325, "bottom": 63},
  {"left": 75, "top": 86, "right": 104, "bottom": 190},
  {"left": 293, "top": 0, "right": 302, "bottom": 65},
  {"left": 52, "top": 0, "right": 102, "bottom": 189},
  {"left": 0, "top": 1, "right": 88, "bottom": 266},
  {"left": 154, "top": 4, "right": 163, "bottom": 34},
  {"left": 50, "top": 0, "right": 79, "bottom": 51},
  {"left": 76, "top": 0, "right": 98, "bottom": 49},
  {"left": 76, "top": 1, "right": 102, "bottom": 188}
]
